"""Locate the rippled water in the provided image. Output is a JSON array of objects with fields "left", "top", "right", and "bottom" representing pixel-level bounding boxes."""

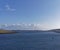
[{"left": 0, "top": 32, "right": 60, "bottom": 50}]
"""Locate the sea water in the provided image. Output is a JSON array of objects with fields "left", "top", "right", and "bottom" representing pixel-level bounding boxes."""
[{"left": 0, "top": 32, "right": 60, "bottom": 50}]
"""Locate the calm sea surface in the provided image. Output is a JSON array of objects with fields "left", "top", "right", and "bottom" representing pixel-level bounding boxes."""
[{"left": 0, "top": 32, "right": 60, "bottom": 50}]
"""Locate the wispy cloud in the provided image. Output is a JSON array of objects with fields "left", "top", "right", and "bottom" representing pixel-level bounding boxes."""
[
  {"left": 5, "top": 5, "right": 16, "bottom": 11},
  {"left": 0, "top": 23, "right": 59, "bottom": 30},
  {"left": 0, "top": 24, "right": 53, "bottom": 30},
  {"left": 0, "top": 24, "right": 38, "bottom": 30}
]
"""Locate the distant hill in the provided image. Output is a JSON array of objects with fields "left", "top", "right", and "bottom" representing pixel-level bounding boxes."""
[{"left": 48, "top": 29, "right": 60, "bottom": 33}]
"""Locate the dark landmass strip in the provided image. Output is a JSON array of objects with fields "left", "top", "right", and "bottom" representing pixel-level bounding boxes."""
[
  {"left": 0, "top": 30, "right": 45, "bottom": 34},
  {"left": 0, "top": 29, "right": 60, "bottom": 34},
  {"left": 12, "top": 30, "right": 47, "bottom": 33}
]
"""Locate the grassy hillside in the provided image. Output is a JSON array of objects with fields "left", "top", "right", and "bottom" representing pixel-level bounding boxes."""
[{"left": 0, "top": 30, "right": 15, "bottom": 34}]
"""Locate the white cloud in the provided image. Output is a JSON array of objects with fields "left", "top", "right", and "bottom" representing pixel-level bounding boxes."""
[
  {"left": 0, "top": 24, "right": 39, "bottom": 30},
  {"left": 5, "top": 5, "right": 16, "bottom": 11},
  {"left": 0, "top": 23, "right": 59, "bottom": 30}
]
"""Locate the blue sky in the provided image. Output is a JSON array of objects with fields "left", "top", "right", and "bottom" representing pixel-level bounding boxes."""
[{"left": 0, "top": 0, "right": 60, "bottom": 29}]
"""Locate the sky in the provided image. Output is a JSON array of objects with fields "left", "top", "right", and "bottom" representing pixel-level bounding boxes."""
[{"left": 0, "top": 0, "right": 60, "bottom": 30}]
